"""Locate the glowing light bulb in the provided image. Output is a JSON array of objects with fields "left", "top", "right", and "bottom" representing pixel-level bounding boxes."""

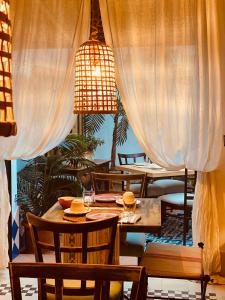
[{"left": 92, "top": 65, "right": 101, "bottom": 77}]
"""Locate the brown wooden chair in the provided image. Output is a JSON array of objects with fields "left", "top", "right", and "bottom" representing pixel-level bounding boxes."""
[
  {"left": 91, "top": 172, "right": 146, "bottom": 197},
  {"left": 118, "top": 153, "right": 148, "bottom": 192},
  {"left": 26, "top": 212, "right": 120, "bottom": 300},
  {"left": 140, "top": 242, "right": 210, "bottom": 300},
  {"left": 9, "top": 262, "right": 147, "bottom": 300},
  {"left": 91, "top": 172, "right": 147, "bottom": 265}
]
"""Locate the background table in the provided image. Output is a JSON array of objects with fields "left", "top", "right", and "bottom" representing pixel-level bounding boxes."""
[{"left": 115, "top": 164, "right": 194, "bottom": 179}]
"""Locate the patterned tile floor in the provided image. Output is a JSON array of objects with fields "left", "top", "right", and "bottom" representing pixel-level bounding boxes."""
[
  {"left": 0, "top": 282, "right": 218, "bottom": 299},
  {"left": 146, "top": 212, "right": 192, "bottom": 246},
  {"left": 125, "top": 288, "right": 217, "bottom": 300}
]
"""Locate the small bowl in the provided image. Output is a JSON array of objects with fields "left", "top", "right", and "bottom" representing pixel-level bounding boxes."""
[{"left": 58, "top": 196, "right": 76, "bottom": 209}]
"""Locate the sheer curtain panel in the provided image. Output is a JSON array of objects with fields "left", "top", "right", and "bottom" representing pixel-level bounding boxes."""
[
  {"left": 0, "top": 0, "right": 90, "bottom": 268},
  {"left": 100, "top": 0, "right": 225, "bottom": 275}
]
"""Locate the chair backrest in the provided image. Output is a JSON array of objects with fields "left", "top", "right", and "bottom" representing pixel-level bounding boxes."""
[
  {"left": 118, "top": 152, "right": 147, "bottom": 165},
  {"left": 184, "top": 168, "right": 197, "bottom": 204},
  {"left": 184, "top": 168, "right": 197, "bottom": 245},
  {"left": 186, "top": 169, "right": 197, "bottom": 195},
  {"left": 27, "top": 212, "right": 118, "bottom": 264},
  {"left": 26, "top": 212, "right": 119, "bottom": 297},
  {"left": 9, "top": 262, "right": 146, "bottom": 300},
  {"left": 91, "top": 172, "right": 147, "bottom": 198}
]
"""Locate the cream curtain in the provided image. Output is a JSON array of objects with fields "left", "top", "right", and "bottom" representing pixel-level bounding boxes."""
[
  {"left": 100, "top": 0, "right": 225, "bottom": 275},
  {"left": 0, "top": 0, "right": 90, "bottom": 268}
]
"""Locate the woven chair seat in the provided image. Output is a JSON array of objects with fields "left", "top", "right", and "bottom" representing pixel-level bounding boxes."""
[
  {"left": 141, "top": 243, "right": 203, "bottom": 279},
  {"left": 159, "top": 193, "right": 194, "bottom": 206}
]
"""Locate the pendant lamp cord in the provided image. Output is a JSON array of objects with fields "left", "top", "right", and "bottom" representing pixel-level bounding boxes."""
[{"left": 90, "top": 0, "right": 105, "bottom": 42}]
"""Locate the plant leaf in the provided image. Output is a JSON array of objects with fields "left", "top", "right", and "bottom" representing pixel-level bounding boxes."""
[
  {"left": 116, "top": 115, "right": 129, "bottom": 145},
  {"left": 83, "top": 114, "right": 105, "bottom": 135}
]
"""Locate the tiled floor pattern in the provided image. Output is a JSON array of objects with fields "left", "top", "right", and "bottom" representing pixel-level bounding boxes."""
[
  {"left": 125, "top": 288, "right": 217, "bottom": 299},
  {"left": 0, "top": 282, "right": 218, "bottom": 299},
  {"left": 0, "top": 256, "right": 224, "bottom": 299}
]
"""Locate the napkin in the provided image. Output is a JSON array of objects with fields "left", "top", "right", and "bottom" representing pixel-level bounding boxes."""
[
  {"left": 148, "top": 163, "right": 162, "bottom": 169},
  {"left": 119, "top": 214, "right": 141, "bottom": 224}
]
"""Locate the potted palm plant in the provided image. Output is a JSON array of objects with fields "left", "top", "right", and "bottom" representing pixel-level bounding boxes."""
[
  {"left": 17, "top": 133, "right": 102, "bottom": 217},
  {"left": 76, "top": 134, "right": 104, "bottom": 160},
  {"left": 16, "top": 133, "right": 102, "bottom": 252}
]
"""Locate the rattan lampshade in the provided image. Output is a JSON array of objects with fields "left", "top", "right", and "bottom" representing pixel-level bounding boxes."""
[
  {"left": 0, "top": 0, "right": 16, "bottom": 137},
  {"left": 74, "top": 39, "right": 117, "bottom": 114}
]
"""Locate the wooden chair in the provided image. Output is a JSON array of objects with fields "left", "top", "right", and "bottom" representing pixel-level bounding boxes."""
[
  {"left": 118, "top": 152, "right": 147, "bottom": 165},
  {"left": 91, "top": 172, "right": 146, "bottom": 197},
  {"left": 9, "top": 262, "right": 147, "bottom": 300},
  {"left": 140, "top": 242, "right": 210, "bottom": 300},
  {"left": 91, "top": 172, "right": 147, "bottom": 265},
  {"left": 26, "top": 212, "right": 120, "bottom": 300},
  {"left": 117, "top": 152, "right": 185, "bottom": 197},
  {"left": 117, "top": 153, "right": 149, "bottom": 192},
  {"left": 159, "top": 169, "right": 197, "bottom": 245}
]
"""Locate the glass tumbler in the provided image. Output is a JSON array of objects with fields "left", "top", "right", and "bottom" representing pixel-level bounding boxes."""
[
  {"left": 123, "top": 198, "right": 136, "bottom": 220},
  {"left": 82, "top": 190, "right": 95, "bottom": 208}
]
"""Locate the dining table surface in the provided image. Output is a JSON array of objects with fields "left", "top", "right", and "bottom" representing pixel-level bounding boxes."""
[
  {"left": 42, "top": 197, "right": 161, "bottom": 234},
  {"left": 115, "top": 162, "right": 194, "bottom": 179}
]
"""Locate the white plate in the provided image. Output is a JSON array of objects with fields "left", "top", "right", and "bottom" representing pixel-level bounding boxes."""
[
  {"left": 134, "top": 163, "right": 162, "bottom": 169},
  {"left": 116, "top": 199, "right": 141, "bottom": 206},
  {"left": 64, "top": 207, "right": 91, "bottom": 215}
]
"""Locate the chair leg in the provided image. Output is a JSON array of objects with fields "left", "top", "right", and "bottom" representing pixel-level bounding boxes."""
[
  {"left": 137, "top": 256, "right": 142, "bottom": 265},
  {"left": 142, "top": 275, "right": 148, "bottom": 300},
  {"left": 201, "top": 275, "right": 210, "bottom": 300},
  {"left": 161, "top": 202, "right": 167, "bottom": 224},
  {"left": 120, "top": 282, "right": 125, "bottom": 300}
]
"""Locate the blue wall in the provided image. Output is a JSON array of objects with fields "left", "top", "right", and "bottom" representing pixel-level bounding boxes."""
[{"left": 93, "top": 115, "right": 144, "bottom": 163}]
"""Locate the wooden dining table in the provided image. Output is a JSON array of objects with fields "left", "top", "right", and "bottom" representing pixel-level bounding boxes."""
[
  {"left": 115, "top": 164, "right": 195, "bottom": 199},
  {"left": 42, "top": 197, "right": 161, "bottom": 264},
  {"left": 42, "top": 197, "right": 161, "bottom": 235}
]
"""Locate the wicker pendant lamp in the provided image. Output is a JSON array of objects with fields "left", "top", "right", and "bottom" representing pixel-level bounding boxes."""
[
  {"left": 0, "top": 0, "right": 16, "bottom": 136},
  {"left": 74, "top": 0, "right": 117, "bottom": 114}
]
